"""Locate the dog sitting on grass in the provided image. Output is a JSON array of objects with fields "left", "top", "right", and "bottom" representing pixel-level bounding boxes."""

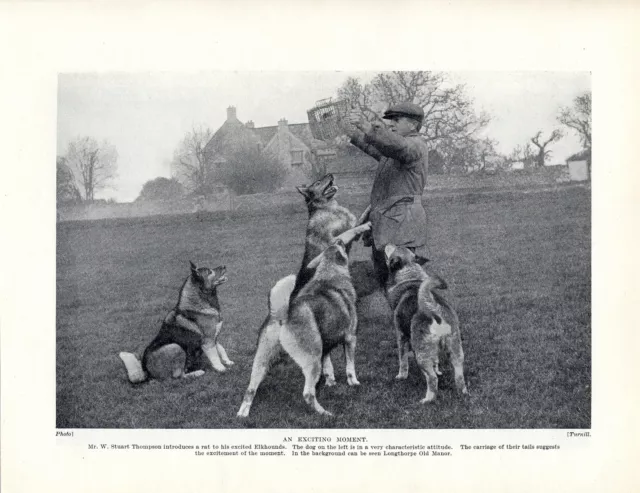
[{"left": 119, "top": 261, "right": 233, "bottom": 383}]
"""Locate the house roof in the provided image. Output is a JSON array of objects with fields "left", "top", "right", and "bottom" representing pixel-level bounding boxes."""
[
  {"left": 251, "top": 125, "right": 277, "bottom": 146},
  {"left": 253, "top": 123, "right": 328, "bottom": 150},
  {"left": 203, "top": 116, "right": 261, "bottom": 159}
]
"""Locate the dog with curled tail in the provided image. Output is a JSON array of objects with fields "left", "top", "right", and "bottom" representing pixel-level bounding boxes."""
[{"left": 384, "top": 244, "right": 469, "bottom": 403}]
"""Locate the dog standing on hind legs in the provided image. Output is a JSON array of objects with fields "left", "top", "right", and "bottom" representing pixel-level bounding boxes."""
[
  {"left": 119, "top": 261, "right": 233, "bottom": 383},
  {"left": 238, "top": 239, "right": 363, "bottom": 417},
  {"left": 384, "top": 244, "right": 469, "bottom": 403},
  {"left": 236, "top": 174, "right": 369, "bottom": 418}
]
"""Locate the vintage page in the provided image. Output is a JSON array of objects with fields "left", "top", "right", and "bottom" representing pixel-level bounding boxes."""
[{"left": 1, "top": 1, "right": 638, "bottom": 492}]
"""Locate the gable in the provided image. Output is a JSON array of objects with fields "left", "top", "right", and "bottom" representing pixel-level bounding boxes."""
[
  {"left": 204, "top": 118, "right": 262, "bottom": 160},
  {"left": 265, "top": 129, "right": 309, "bottom": 153}
]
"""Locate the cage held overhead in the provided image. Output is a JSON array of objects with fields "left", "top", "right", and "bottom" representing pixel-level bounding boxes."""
[{"left": 306, "top": 98, "right": 351, "bottom": 141}]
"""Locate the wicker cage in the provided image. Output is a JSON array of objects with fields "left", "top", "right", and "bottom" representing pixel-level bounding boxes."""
[{"left": 307, "top": 98, "right": 351, "bottom": 141}]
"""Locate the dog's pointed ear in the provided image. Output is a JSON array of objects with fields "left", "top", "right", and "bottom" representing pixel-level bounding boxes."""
[
  {"left": 384, "top": 244, "right": 396, "bottom": 261},
  {"left": 431, "top": 275, "right": 448, "bottom": 290},
  {"left": 296, "top": 186, "right": 311, "bottom": 199},
  {"left": 306, "top": 251, "right": 323, "bottom": 270},
  {"left": 189, "top": 261, "right": 199, "bottom": 277},
  {"left": 415, "top": 255, "right": 430, "bottom": 265}
]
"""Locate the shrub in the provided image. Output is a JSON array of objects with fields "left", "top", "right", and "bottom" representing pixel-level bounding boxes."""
[
  {"left": 136, "top": 177, "right": 185, "bottom": 202},
  {"left": 215, "top": 147, "right": 287, "bottom": 195}
]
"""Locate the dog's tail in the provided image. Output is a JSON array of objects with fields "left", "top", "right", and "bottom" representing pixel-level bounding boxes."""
[
  {"left": 417, "top": 278, "right": 440, "bottom": 314},
  {"left": 268, "top": 274, "right": 297, "bottom": 323},
  {"left": 417, "top": 276, "right": 452, "bottom": 338},
  {"left": 118, "top": 351, "right": 147, "bottom": 384}
]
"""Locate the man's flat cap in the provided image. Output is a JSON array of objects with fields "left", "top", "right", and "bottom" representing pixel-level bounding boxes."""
[{"left": 382, "top": 102, "right": 424, "bottom": 122}]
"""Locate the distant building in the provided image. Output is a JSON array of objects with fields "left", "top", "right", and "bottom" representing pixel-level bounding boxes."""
[{"left": 566, "top": 149, "right": 591, "bottom": 181}]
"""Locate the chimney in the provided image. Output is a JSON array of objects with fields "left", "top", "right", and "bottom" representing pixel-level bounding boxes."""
[
  {"left": 227, "top": 106, "right": 237, "bottom": 121},
  {"left": 278, "top": 118, "right": 288, "bottom": 132},
  {"left": 245, "top": 120, "right": 255, "bottom": 129}
]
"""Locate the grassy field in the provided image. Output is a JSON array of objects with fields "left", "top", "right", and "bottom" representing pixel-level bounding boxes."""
[{"left": 56, "top": 185, "right": 591, "bottom": 429}]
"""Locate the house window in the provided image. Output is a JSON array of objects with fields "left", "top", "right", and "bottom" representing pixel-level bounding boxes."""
[{"left": 291, "top": 150, "right": 304, "bottom": 166}]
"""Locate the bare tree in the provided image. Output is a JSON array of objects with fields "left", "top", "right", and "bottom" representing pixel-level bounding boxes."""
[
  {"left": 558, "top": 92, "right": 591, "bottom": 149},
  {"left": 368, "top": 71, "right": 491, "bottom": 145},
  {"left": 336, "top": 76, "right": 384, "bottom": 123},
  {"left": 530, "top": 130, "right": 563, "bottom": 167},
  {"left": 337, "top": 72, "right": 490, "bottom": 146},
  {"left": 476, "top": 138, "right": 499, "bottom": 171},
  {"left": 171, "top": 126, "right": 214, "bottom": 195},
  {"left": 508, "top": 142, "right": 535, "bottom": 165},
  {"left": 336, "top": 72, "right": 490, "bottom": 174},
  {"left": 64, "top": 137, "right": 118, "bottom": 201}
]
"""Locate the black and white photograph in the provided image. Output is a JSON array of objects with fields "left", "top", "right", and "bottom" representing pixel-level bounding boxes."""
[
  {"left": 5, "top": 1, "right": 640, "bottom": 491},
  {"left": 55, "top": 71, "right": 591, "bottom": 429}
]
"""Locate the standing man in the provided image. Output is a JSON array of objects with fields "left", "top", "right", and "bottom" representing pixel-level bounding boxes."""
[{"left": 343, "top": 102, "right": 429, "bottom": 285}]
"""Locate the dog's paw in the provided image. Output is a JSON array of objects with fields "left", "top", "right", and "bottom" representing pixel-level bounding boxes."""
[
  {"left": 395, "top": 373, "right": 408, "bottom": 381},
  {"left": 213, "top": 365, "right": 227, "bottom": 373},
  {"left": 347, "top": 375, "right": 360, "bottom": 386},
  {"left": 224, "top": 360, "right": 235, "bottom": 366},
  {"left": 183, "top": 370, "right": 205, "bottom": 379},
  {"left": 354, "top": 222, "right": 372, "bottom": 237},
  {"left": 420, "top": 391, "right": 436, "bottom": 404},
  {"left": 324, "top": 377, "right": 337, "bottom": 387}
]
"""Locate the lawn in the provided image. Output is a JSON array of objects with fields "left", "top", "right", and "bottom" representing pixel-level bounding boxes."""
[{"left": 56, "top": 185, "right": 591, "bottom": 429}]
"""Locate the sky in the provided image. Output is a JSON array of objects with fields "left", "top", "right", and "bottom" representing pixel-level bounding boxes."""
[{"left": 57, "top": 71, "right": 590, "bottom": 202}]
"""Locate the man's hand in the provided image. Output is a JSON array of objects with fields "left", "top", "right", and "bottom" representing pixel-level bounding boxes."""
[
  {"left": 346, "top": 110, "right": 373, "bottom": 134},
  {"left": 338, "top": 112, "right": 359, "bottom": 138}
]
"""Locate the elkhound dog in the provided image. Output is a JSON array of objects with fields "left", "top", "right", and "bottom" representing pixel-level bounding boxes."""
[
  {"left": 119, "top": 262, "right": 233, "bottom": 383},
  {"left": 384, "top": 244, "right": 469, "bottom": 403},
  {"left": 237, "top": 174, "right": 370, "bottom": 418},
  {"left": 241, "top": 239, "right": 363, "bottom": 417}
]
